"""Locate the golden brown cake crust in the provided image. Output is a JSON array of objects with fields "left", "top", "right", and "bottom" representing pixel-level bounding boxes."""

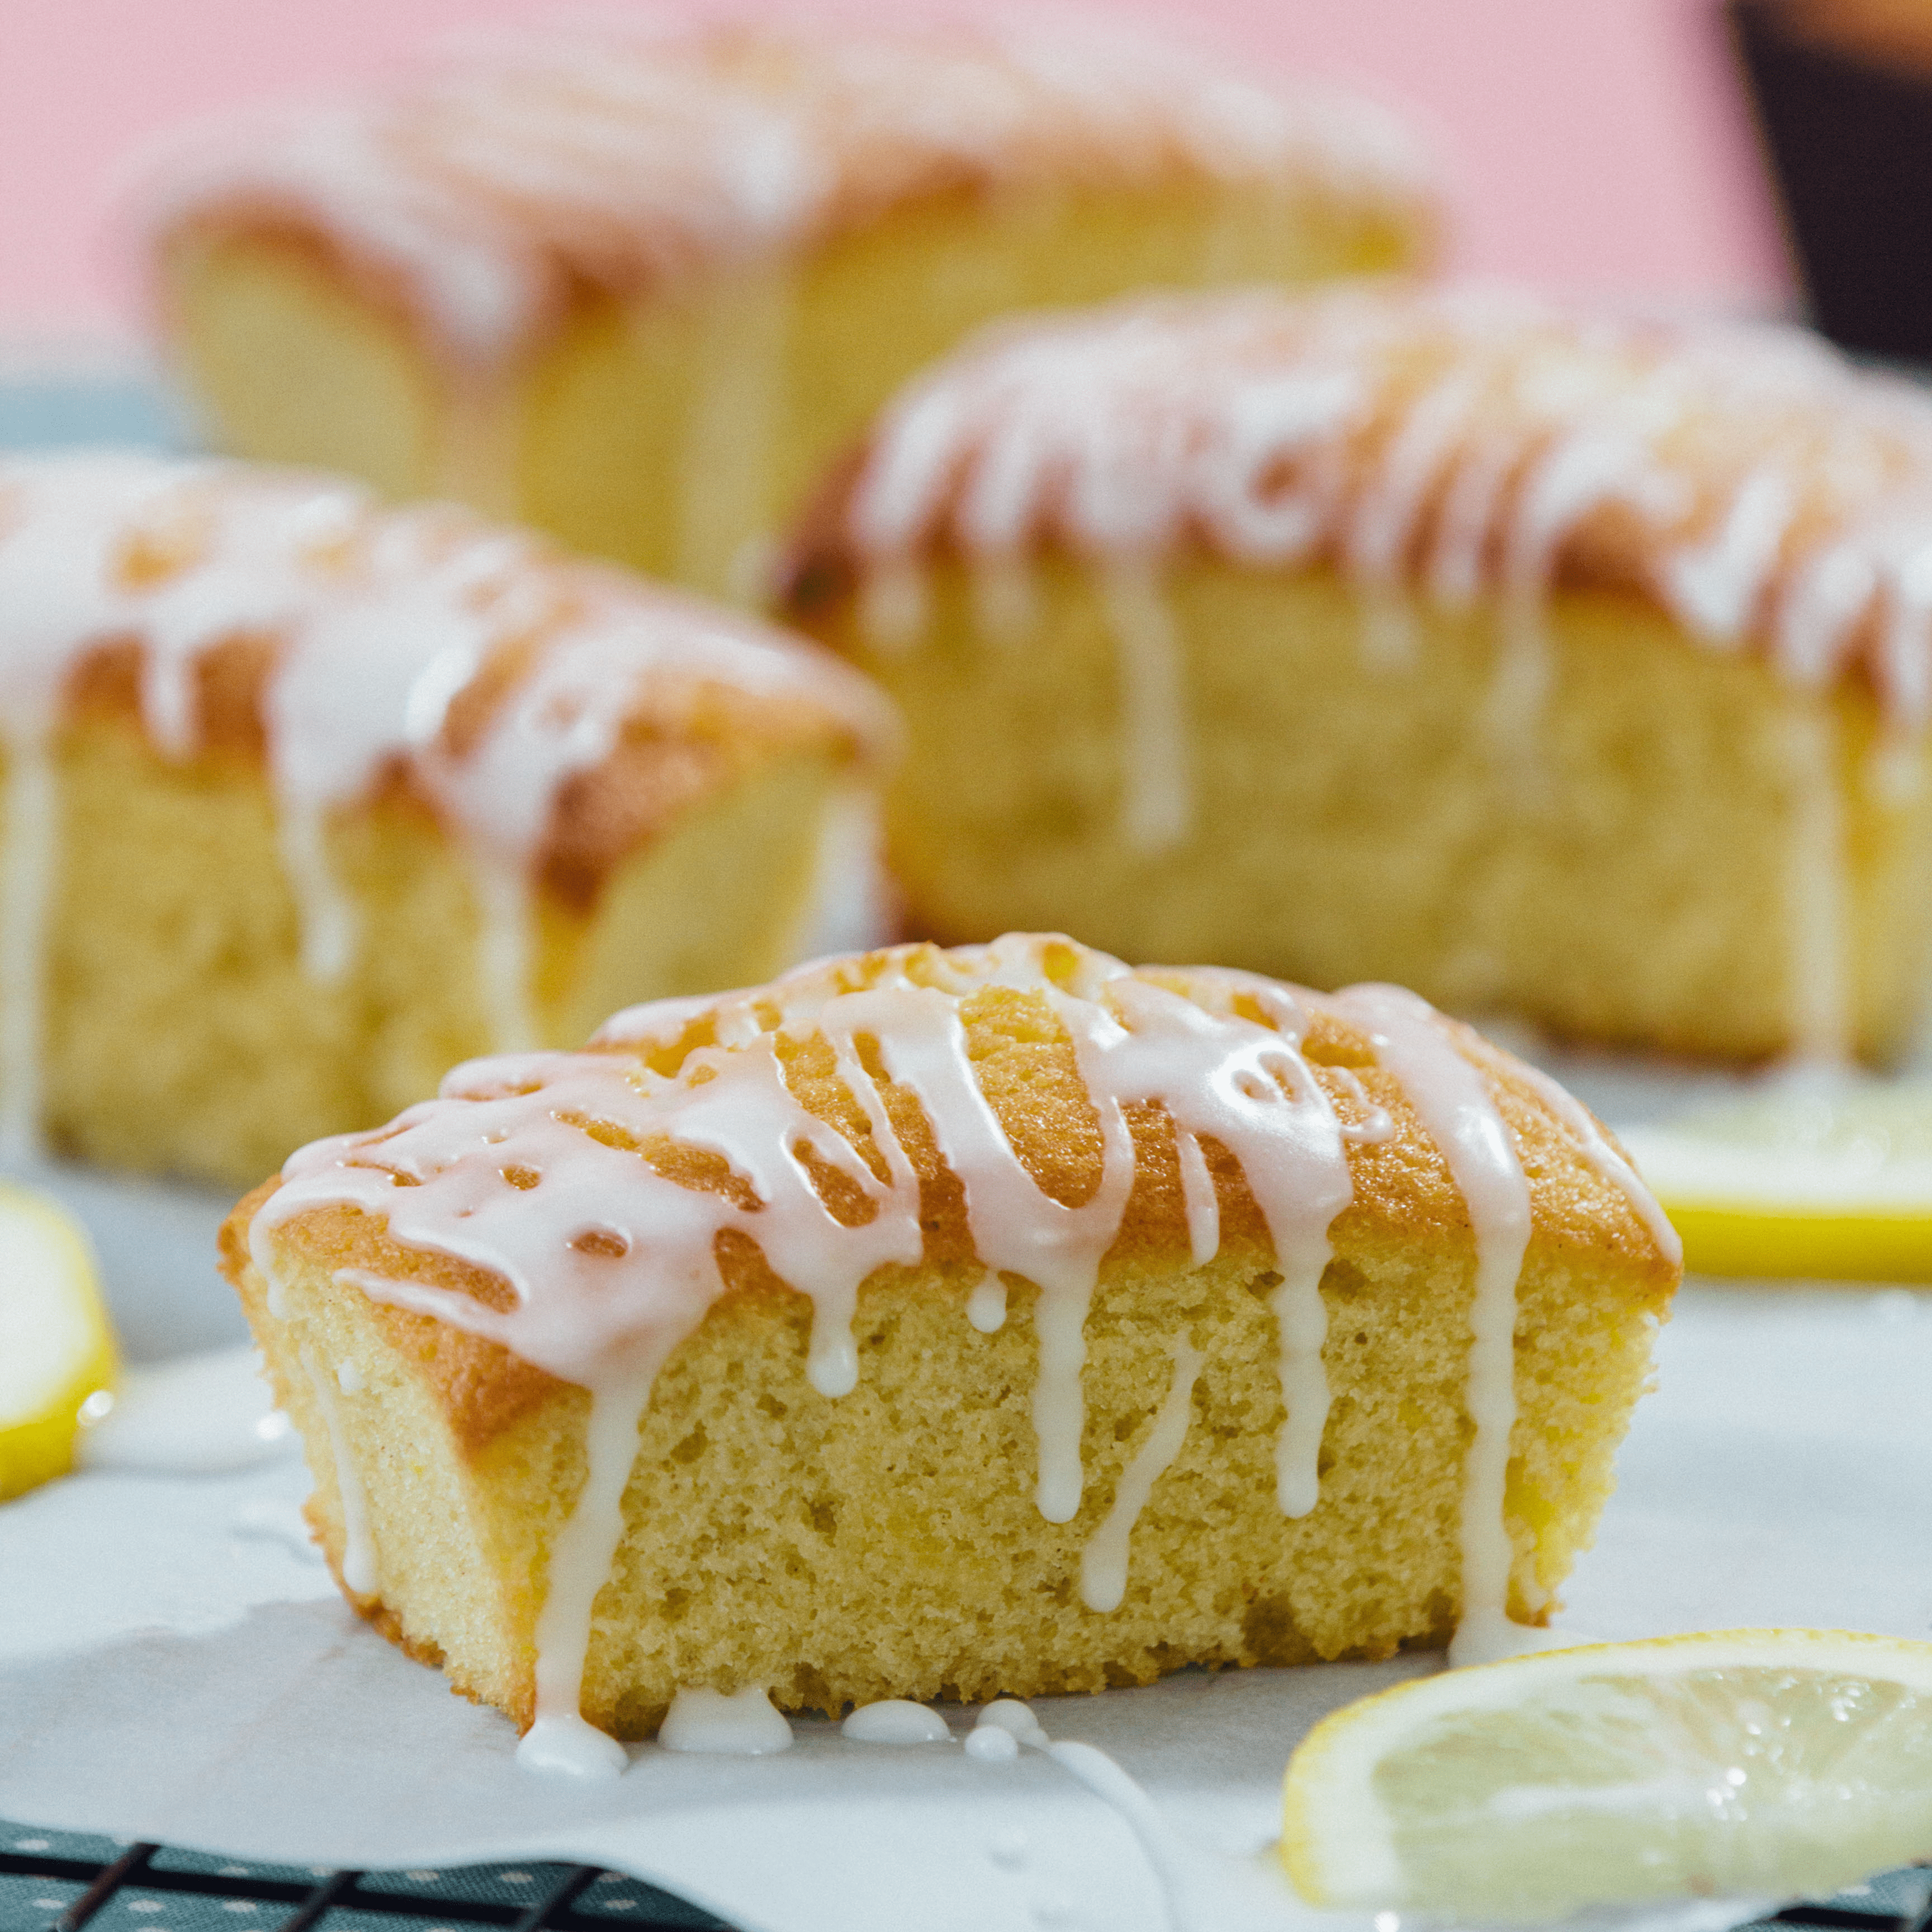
[{"left": 224, "top": 939, "right": 1677, "bottom": 1460}]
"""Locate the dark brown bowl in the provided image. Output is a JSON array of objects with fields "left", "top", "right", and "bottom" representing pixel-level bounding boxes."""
[{"left": 1731, "top": 0, "right": 1932, "bottom": 360}]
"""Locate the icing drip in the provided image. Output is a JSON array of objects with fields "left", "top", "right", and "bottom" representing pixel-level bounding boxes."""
[
  {"left": 1045, "top": 1741, "right": 1191, "bottom": 1932},
  {"left": 966, "top": 1272, "right": 1009, "bottom": 1334},
  {"left": 1268, "top": 1263, "right": 1330, "bottom": 1521},
  {"left": 964, "top": 1701, "right": 1191, "bottom": 1932},
  {"left": 659, "top": 1684, "right": 793, "bottom": 1756},
  {"left": 841, "top": 1699, "right": 951, "bottom": 1744},
  {"left": 1334, "top": 984, "right": 1533, "bottom": 1666},
  {"left": 0, "top": 743, "right": 54, "bottom": 1161},
  {"left": 0, "top": 452, "right": 889, "bottom": 1147},
  {"left": 1101, "top": 563, "right": 1192, "bottom": 853},
  {"left": 301, "top": 1346, "right": 377, "bottom": 1597},
  {"left": 1175, "top": 1131, "right": 1219, "bottom": 1266},
  {"left": 148, "top": 17, "right": 1433, "bottom": 368},
  {"left": 963, "top": 1725, "right": 1018, "bottom": 1763},
  {"left": 1783, "top": 706, "right": 1850, "bottom": 1065},
  {"left": 517, "top": 1380, "right": 652, "bottom": 1779},
  {"left": 1078, "top": 1337, "right": 1204, "bottom": 1613},
  {"left": 1103, "top": 973, "right": 1353, "bottom": 1518},
  {"left": 836, "top": 285, "right": 1932, "bottom": 738}
]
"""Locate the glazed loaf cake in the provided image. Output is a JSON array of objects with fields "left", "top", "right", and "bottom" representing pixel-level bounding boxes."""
[
  {"left": 145, "top": 13, "right": 1436, "bottom": 604},
  {"left": 0, "top": 452, "right": 891, "bottom": 1186},
  {"left": 223, "top": 933, "right": 1679, "bottom": 1768},
  {"left": 783, "top": 284, "right": 1932, "bottom": 1063}
]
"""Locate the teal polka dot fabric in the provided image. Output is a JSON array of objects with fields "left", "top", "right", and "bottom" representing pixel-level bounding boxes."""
[{"left": 0, "top": 1822, "right": 728, "bottom": 1932}]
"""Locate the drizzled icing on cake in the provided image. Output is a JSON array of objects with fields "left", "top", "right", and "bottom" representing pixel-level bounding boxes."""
[
  {"left": 146, "top": 14, "right": 1433, "bottom": 366},
  {"left": 831, "top": 284, "right": 1932, "bottom": 1047},
  {"left": 0, "top": 451, "right": 887, "bottom": 1158},
  {"left": 248, "top": 933, "right": 1676, "bottom": 1773},
  {"left": 840, "top": 284, "right": 1932, "bottom": 734}
]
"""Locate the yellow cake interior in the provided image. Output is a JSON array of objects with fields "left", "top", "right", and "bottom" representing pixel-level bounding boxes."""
[
  {"left": 791, "top": 557, "right": 1932, "bottom": 1064},
  {"left": 163, "top": 179, "right": 1419, "bottom": 602},
  {"left": 33, "top": 712, "right": 843, "bottom": 1187}
]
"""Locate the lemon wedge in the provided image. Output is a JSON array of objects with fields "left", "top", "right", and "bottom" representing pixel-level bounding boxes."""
[
  {"left": 0, "top": 1179, "right": 115, "bottom": 1501},
  {"left": 1618, "top": 1082, "right": 1932, "bottom": 1280},
  {"left": 1284, "top": 1630, "right": 1932, "bottom": 1916}
]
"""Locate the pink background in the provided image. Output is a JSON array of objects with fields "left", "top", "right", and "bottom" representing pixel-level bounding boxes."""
[{"left": 0, "top": 0, "right": 1791, "bottom": 349}]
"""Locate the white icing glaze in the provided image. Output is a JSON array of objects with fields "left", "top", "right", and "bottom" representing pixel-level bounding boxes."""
[
  {"left": 148, "top": 16, "right": 1433, "bottom": 366},
  {"left": 0, "top": 452, "right": 891, "bottom": 1134},
  {"left": 518, "top": 1378, "right": 653, "bottom": 1779},
  {"left": 974, "top": 1698, "right": 1049, "bottom": 1744},
  {"left": 1044, "top": 1740, "right": 1191, "bottom": 1932},
  {"left": 966, "top": 1272, "right": 1009, "bottom": 1334},
  {"left": 1175, "top": 1130, "right": 1219, "bottom": 1266},
  {"left": 1334, "top": 984, "right": 1533, "bottom": 1666},
  {"left": 1104, "top": 972, "right": 1353, "bottom": 1518},
  {"left": 301, "top": 1345, "right": 377, "bottom": 1597},
  {"left": 841, "top": 1698, "right": 951, "bottom": 1744},
  {"left": 659, "top": 1684, "right": 793, "bottom": 1755},
  {"left": 840, "top": 285, "right": 1932, "bottom": 737},
  {"left": 75, "top": 1345, "right": 299, "bottom": 1476},
  {"left": 964, "top": 1723, "right": 1019, "bottom": 1763},
  {"left": 1079, "top": 1337, "right": 1203, "bottom": 1613},
  {"left": 1446, "top": 1619, "right": 1603, "bottom": 1666},
  {"left": 965, "top": 1699, "right": 1190, "bottom": 1931},
  {"left": 1782, "top": 706, "right": 1850, "bottom": 1065},
  {"left": 1100, "top": 563, "right": 1192, "bottom": 853},
  {"left": 249, "top": 936, "right": 1672, "bottom": 1754}
]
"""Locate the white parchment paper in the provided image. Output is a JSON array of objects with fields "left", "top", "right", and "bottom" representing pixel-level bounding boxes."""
[{"left": 2, "top": 1161, "right": 1929, "bottom": 1932}]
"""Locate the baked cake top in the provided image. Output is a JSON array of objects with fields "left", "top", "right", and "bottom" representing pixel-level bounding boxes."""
[
  {"left": 240, "top": 930, "right": 1678, "bottom": 1452},
  {"left": 143, "top": 13, "right": 1436, "bottom": 362},
  {"left": 0, "top": 450, "right": 892, "bottom": 926},
  {"left": 787, "top": 284, "right": 1932, "bottom": 730}
]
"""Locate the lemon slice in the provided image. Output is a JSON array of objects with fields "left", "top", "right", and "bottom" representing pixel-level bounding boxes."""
[
  {"left": 0, "top": 1180, "right": 115, "bottom": 1501},
  {"left": 1284, "top": 1629, "right": 1932, "bottom": 1916},
  {"left": 1618, "top": 1081, "right": 1932, "bottom": 1280}
]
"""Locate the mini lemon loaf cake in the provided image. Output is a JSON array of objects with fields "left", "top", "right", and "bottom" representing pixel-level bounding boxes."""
[
  {"left": 783, "top": 285, "right": 1932, "bottom": 1063},
  {"left": 0, "top": 452, "right": 890, "bottom": 1187},
  {"left": 223, "top": 932, "right": 1679, "bottom": 1768},
  {"left": 144, "top": 13, "right": 1436, "bottom": 603}
]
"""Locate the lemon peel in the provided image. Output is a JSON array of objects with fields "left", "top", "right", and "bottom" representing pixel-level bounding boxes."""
[
  {"left": 1284, "top": 1628, "right": 1932, "bottom": 1916},
  {"left": 0, "top": 1179, "right": 116, "bottom": 1501},
  {"left": 1620, "top": 1082, "right": 1932, "bottom": 1280}
]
